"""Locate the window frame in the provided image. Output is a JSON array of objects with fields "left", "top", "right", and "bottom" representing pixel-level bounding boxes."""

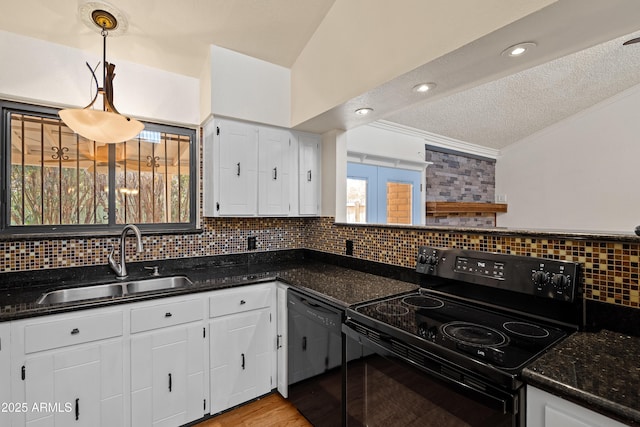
[{"left": 0, "top": 100, "right": 198, "bottom": 236}]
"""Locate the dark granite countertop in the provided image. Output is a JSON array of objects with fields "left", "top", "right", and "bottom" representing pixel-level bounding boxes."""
[
  {"left": 523, "top": 329, "right": 640, "bottom": 426},
  {"left": 0, "top": 251, "right": 418, "bottom": 321}
]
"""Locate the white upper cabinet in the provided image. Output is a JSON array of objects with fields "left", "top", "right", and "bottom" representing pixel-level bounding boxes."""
[
  {"left": 203, "top": 117, "right": 320, "bottom": 217},
  {"left": 298, "top": 132, "right": 321, "bottom": 216},
  {"left": 218, "top": 120, "right": 259, "bottom": 216},
  {"left": 258, "top": 127, "right": 291, "bottom": 216}
]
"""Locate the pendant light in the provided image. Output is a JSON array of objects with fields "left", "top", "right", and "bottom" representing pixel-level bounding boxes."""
[{"left": 59, "top": 7, "right": 144, "bottom": 144}]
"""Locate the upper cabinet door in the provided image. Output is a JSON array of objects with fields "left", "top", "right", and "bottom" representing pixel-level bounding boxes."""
[
  {"left": 218, "top": 121, "right": 259, "bottom": 216},
  {"left": 258, "top": 127, "right": 291, "bottom": 216},
  {"left": 298, "top": 133, "right": 321, "bottom": 216},
  {"left": 202, "top": 118, "right": 321, "bottom": 217}
]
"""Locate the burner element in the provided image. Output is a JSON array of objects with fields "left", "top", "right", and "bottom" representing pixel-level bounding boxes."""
[
  {"left": 503, "top": 321, "right": 550, "bottom": 338},
  {"left": 375, "top": 303, "right": 409, "bottom": 316},
  {"left": 442, "top": 322, "right": 508, "bottom": 347},
  {"left": 402, "top": 295, "right": 444, "bottom": 309}
]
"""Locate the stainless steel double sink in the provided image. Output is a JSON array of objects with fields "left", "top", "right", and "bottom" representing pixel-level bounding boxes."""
[{"left": 35, "top": 276, "right": 192, "bottom": 306}]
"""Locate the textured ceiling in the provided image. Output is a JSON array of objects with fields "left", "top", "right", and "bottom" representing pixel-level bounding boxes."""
[
  {"left": 384, "top": 29, "right": 640, "bottom": 149},
  {"left": 0, "top": 0, "right": 335, "bottom": 77}
]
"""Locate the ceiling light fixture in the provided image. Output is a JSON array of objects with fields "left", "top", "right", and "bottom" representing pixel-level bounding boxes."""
[
  {"left": 412, "top": 82, "right": 436, "bottom": 93},
  {"left": 59, "top": 5, "right": 144, "bottom": 144},
  {"left": 355, "top": 108, "right": 374, "bottom": 116},
  {"left": 501, "top": 42, "right": 537, "bottom": 58}
]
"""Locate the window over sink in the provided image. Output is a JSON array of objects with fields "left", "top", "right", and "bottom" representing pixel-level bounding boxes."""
[{"left": 0, "top": 100, "right": 197, "bottom": 235}]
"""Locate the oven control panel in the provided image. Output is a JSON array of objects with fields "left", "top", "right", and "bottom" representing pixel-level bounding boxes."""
[
  {"left": 454, "top": 257, "right": 504, "bottom": 279},
  {"left": 416, "top": 246, "right": 581, "bottom": 302}
]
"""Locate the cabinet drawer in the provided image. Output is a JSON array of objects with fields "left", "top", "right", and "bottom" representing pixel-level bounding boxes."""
[
  {"left": 24, "top": 311, "right": 123, "bottom": 354},
  {"left": 210, "top": 285, "right": 271, "bottom": 317},
  {"left": 131, "top": 298, "right": 203, "bottom": 333}
]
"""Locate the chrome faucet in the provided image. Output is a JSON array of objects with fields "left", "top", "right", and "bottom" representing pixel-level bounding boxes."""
[{"left": 108, "top": 224, "right": 143, "bottom": 279}]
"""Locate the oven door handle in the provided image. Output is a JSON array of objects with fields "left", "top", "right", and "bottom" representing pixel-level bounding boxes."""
[{"left": 343, "top": 320, "right": 515, "bottom": 415}]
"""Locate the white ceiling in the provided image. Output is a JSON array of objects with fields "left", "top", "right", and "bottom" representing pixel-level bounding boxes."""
[
  {"left": 0, "top": 0, "right": 335, "bottom": 76},
  {"left": 2, "top": 0, "right": 640, "bottom": 150}
]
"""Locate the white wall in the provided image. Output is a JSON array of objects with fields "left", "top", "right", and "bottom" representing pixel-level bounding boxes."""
[
  {"left": 0, "top": 30, "right": 200, "bottom": 126},
  {"left": 209, "top": 45, "right": 290, "bottom": 128},
  {"left": 346, "top": 123, "right": 426, "bottom": 165},
  {"left": 322, "top": 129, "right": 347, "bottom": 221},
  {"left": 496, "top": 83, "right": 640, "bottom": 233}
]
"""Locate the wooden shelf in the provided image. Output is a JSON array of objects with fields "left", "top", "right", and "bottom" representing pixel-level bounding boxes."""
[{"left": 426, "top": 202, "right": 508, "bottom": 214}]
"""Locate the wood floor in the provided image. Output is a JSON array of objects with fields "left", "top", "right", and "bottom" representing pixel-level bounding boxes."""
[{"left": 195, "top": 393, "right": 312, "bottom": 427}]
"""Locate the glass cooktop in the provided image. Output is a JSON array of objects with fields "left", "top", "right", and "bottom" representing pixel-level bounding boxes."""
[{"left": 353, "top": 290, "right": 567, "bottom": 370}]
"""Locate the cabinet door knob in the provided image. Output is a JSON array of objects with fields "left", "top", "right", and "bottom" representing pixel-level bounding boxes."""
[
  {"left": 240, "top": 300, "right": 246, "bottom": 305},
  {"left": 165, "top": 312, "right": 172, "bottom": 318},
  {"left": 71, "top": 328, "right": 80, "bottom": 335}
]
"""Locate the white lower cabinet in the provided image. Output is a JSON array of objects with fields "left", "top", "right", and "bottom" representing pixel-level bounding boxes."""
[
  {"left": 5, "top": 282, "right": 282, "bottom": 427},
  {"left": 527, "top": 385, "right": 627, "bottom": 427},
  {"left": 130, "top": 298, "right": 207, "bottom": 427},
  {"left": 0, "top": 322, "right": 11, "bottom": 427},
  {"left": 275, "top": 283, "right": 289, "bottom": 397},
  {"left": 10, "top": 309, "right": 125, "bottom": 427},
  {"left": 209, "top": 283, "right": 275, "bottom": 414}
]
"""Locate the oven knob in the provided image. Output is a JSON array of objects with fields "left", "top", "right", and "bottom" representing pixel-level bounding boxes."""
[
  {"left": 417, "top": 253, "right": 427, "bottom": 264},
  {"left": 425, "top": 255, "right": 438, "bottom": 265},
  {"left": 531, "top": 270, "right": 549, "bottom": 286},
  {"left": 551, "top": 273, "right": 570, "bottom": 291}
]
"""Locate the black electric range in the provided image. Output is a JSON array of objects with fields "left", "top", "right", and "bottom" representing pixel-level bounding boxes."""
[{"left": 345, "top": 246, "right": 583, "bottom": 391}]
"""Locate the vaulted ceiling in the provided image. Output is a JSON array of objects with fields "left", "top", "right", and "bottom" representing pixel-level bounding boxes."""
[{"left": 2, "top": 0, "right": 640, "bottom": 149}]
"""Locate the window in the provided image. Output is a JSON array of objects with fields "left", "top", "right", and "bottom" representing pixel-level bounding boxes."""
[
  {"left": 1, "top": 101, "right": 197, "bottom": 234},
  {"left": 346, "top": 162, "right": 422, "bottom": 225}
]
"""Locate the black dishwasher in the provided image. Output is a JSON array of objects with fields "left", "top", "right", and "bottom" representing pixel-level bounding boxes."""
[{"left": 287, "top": 288, "right": 347, "bottom": 427}]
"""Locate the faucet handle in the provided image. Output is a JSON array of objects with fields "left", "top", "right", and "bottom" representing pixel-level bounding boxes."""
[
  {"left": 145, "top": 266, "right": 160, "bottom": 276},
  {"left": 108, "top": 245, "right": 118, "bottom": 270}
]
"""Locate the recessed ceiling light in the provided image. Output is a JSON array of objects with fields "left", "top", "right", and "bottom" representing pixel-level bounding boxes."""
[
  {"left": 501, "top": 42, "right": 537, "bottom": 57},
  {"left": 412, "top": 82, "right": 436, "bottom": 93},
  {"left": 355, "top": 108, "right": 374, "bottom": 116}
]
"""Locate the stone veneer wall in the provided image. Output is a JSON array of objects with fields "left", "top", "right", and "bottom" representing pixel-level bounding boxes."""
[
  {"left": 305, "top": 217, "right": 640, "bottom": 309},
  {"left": 426, "top": 149, "right": 496, "bottom": 227},
  {"left": 0, "top": 217, "right": 307, "bottom": 272}
]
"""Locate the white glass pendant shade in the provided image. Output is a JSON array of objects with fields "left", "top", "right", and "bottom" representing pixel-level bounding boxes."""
[
  {"left": 60, "top": 108, "right": 144, "bottom": 144},
  {"left": 59, "top": 5, "right": 143, "bottom": 144}
]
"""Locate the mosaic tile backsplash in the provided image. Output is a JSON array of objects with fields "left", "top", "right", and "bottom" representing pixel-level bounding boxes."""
[
  {"left": 0, "top": 217, "right": 306, "bottom": 271},
  {"left": 305, "top": 218, "right": 640, "bottom": 309},
  {"left": 1, "top": 216, "right": 638, "bottom": 310}
]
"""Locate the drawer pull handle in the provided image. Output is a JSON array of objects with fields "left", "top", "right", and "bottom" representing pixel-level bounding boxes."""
[
  {"left": 302, "top": 336, "right": 307, "bottom": 351},
  {"left": 240, "top": 300, "right": 246, "bottom": 305},
  {"left": 168, "top": 373, "right": 172, "bottom": 392},
  {"left": 71, "top": 328, "right": 80, "bottom": 335},
  {"left": 277, "top": 334, "right": 282, "bottom": 349},
  {"left": 241, "top": 353, "right": 245, "bottom": 370},
  {"left": 75, "top": 398, "right": 79, "bottom": 421},
  {"left": 165, "top": 312, "right": 172, "bottom": 318}
]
